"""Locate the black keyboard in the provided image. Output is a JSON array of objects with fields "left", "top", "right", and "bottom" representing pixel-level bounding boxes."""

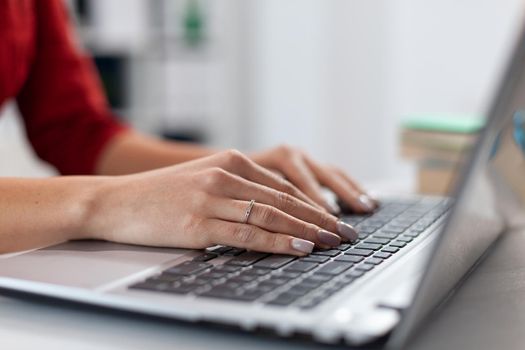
[{"left": 129, "top": 198, "right": 451, "bottom": 310}]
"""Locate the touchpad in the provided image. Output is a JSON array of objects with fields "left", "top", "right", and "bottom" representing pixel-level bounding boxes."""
[{"left": 0, "top": 241, "right": 190, "bottom": 289}]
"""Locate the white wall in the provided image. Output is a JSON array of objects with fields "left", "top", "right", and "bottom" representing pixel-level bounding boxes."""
[{"left": 245, "top": 0, "right": 525, "bottom": 189}]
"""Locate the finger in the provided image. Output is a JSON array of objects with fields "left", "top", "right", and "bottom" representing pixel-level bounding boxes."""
[
  {"left": 209, "top": 198, "right": 341, "bottom": 248},
  {"left": 205, "top": 170, "right": 357, "bottom": 242},
  {"left": 206, "top": 218, "right": 315, "bottom": 256},
  {"left": 278, "top": 155, "right": 340, "bottom": 214},
  {"left": 303, "top": 156, "right": 373, "bottom": 213},
  {"left": 211, "top": 150, "right": 325, "bottom": 212},
  {"left": 334, "top": 168, "right": 379, "bottom": 208}
]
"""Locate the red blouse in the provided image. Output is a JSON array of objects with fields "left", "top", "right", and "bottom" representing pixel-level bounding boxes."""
[{"left": 0, "top": 0, "right": 128, "bottom": 175}]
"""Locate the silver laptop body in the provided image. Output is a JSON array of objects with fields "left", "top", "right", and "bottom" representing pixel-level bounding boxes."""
[{"left": 2, "top": 20, "right": 525, "bottom": 350}]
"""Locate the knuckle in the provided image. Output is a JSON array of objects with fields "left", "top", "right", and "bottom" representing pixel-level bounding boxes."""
[
  {"left": 259, "top": 205, "right": 278, "bottom": 226},
  {"left": 276, "top": 191, "right": 296, "bottom": 212},
  {"left": 278, "top": 144, "right": 295, "bottom": 156},
  {"left": 283, "top": 181, "right": 300, "bottom": 197},
  {"left": 201, "top": 167, "right": 229, "bottom": 188},
  {"left": 222, "top": 149, "right": 247, "bottom": 168},
  {"left": 233, "top": 225, "right": 258, "bottom": 244}
]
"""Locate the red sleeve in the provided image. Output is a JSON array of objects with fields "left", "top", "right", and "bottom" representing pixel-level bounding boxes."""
[{"left": 16, "top": 0, "right": 129, "bottom": 175}]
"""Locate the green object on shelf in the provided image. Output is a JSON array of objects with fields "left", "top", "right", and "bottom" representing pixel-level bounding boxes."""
[
  {"left": 402, "top": 114, "right": 485, "bottom": 134},
  {"left": 183, "top": 0, "right": 204, "bottom": 47}
]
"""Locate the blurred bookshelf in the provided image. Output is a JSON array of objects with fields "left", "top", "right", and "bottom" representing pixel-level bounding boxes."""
[{"left": 66, "top": 0, "right": 248, "bottom": 147}]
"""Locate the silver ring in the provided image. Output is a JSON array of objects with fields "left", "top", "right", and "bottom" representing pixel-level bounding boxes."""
[{"left": 242, "top": 200, "right": 256, "bottom": 224}]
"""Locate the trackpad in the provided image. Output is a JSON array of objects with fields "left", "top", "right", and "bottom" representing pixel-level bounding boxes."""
[{"left": 0, "top": 241, "right": 189, "bottom": 289}]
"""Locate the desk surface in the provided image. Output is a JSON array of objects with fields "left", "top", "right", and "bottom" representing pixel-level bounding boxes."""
[{"left": 1, "top": 229, "right": 525, "bottom": 350}]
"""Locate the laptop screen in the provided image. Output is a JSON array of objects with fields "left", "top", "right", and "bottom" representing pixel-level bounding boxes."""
[{"left": 389, "top": 24, "right": 525, "bottom": 348}]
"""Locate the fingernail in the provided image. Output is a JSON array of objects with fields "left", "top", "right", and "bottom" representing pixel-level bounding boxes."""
[
  {"left": 317, "top": 229, "right": 341, "bottom": 247},
  {"left": 358, "top": 194, "right": 375, "bottom": 211},
  {"left": 326, "top": 201, "right": 341, "bottom": 215},
  {"left": 368, "top": 194, "right": 380, "bottom": 206},
  {"left": 291, "top": 238, "right": 315, "bottom": 254},
  {"left": 337, "top": 220, "right": 358, "bottom": 242}
]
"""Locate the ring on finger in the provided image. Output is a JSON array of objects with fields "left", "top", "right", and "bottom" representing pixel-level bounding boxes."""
[{"left": 242, "top": 199, "right": 256, "bottom": 224}]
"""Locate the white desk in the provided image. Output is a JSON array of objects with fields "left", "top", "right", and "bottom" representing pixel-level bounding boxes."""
[{"left": 1, "top": 228, "right": 525, "bottom": 350}]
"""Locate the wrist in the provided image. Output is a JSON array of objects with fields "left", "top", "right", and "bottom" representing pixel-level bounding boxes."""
[{"left": 71, "top": 176, "right": 117, "bottom": 242}]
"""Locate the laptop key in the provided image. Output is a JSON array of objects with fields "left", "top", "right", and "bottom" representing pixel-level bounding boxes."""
[
  {"left": 404, "top": 231, "right": 421, "bottom": 238},
  {"left": 316, "top": 261, "right": 353, "bottom": 276},
  {"left": 283, "top": 284, "right": 311, "bottom": 296},
  {"left": 345, "top": 270, "right": 364, "bottom": 278},
  {"left": 266, "top": 292, "right": 299, "bottom": 306},
  {"left": 166, "top": 283, "right": 201, "bottom": 294},
  {"left": 306, "top": 274, "right": 333, "bottom": 283},
  {"left": 374, "top": 232, "right": 398, "bottom": 239},
  {"left": 364, "top": 258, "right": 383, "bottom": 265},
  {"left": 243, "top": 267, "right": 271, "bottom": 276},
  {"left": 300, "top": 255, "right": 330, "bottom": 263},
  {"left": 345, "top": 249, "right": 373, "bottom": 257},
  {"left": 337, "top": 243, "right": 352, "bottom": 251},
  {"left": 225, "top": 252, "right": 270, "bottom": 266},
  {"left": 355, "top": 243, "right": 382, "bottom": 251},
  {"left": 355, "top": 264, "right": 375, "bottom": 272},
  {"left": 229, "top": 274, "right": 259, "bottom": 283},
  {"left": 237, "top": 288, "right": 268, "bottom": 301},
  {"left": 200, "top": 286, "right": 241, "bottom": 299},
  {"left": 382, "top": 246, "right": 400, "bottom": 254},
  {"left": 374, "top": 252, "right": 392, "bottom": 259},
  {"left": 364, "top": 238, "right": 390, "bottom": 245},
  {"left": 283, "top": 261, "right": 318, "bottom": 273},
  {"left": 198, "top": 271, "right": 228, "bottom": 280},
  {"left": 147, "top": 274, "right": 184, "bottom": 283},
  {"left": 223, "top": 248, "right": 246, "bottom": 256},
  {"left": 192, "top": 253, "right": 218, "bottom": 262},
  {"left": 279, "top": 271, "right": 302, "bottom": 279},
  {"left": 207, "top": 246, "right": 232, "bottom": 255},
  {"left": 335, "top": 255, "right": 363, "bottom": 263},
  {"left": 397, "top": 236, "right": 413, "bottom": 243},
  {"left": 264, "top": 276, "right": 292, "bottom": 286},
  {"left": 390, "top": 241, "right": 407, "bottom": 248},
  {"left": 211, "top": 265, "right": 242, "bottom": 273},
  {"left": 253, "top": 255, "right": 296, "bottom": 269},
  {"left": 311, "top": 249, "right": 341, "bottom": 257},
  {"left": 164, "top": 261, "right": 211, "bottom": 276}
]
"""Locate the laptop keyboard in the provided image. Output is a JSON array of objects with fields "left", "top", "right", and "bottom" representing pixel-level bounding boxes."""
[{"left": 129, "top": 198, "right": 451, "bottom": 309}]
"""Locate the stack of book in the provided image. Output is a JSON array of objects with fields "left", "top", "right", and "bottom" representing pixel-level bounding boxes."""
[{"left": 400, "top": 114, "right": 484, "bottom": 195}]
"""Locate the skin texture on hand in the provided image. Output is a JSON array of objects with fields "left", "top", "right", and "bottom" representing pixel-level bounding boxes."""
[
  {"left": 250, "top": 145, "right": 378, "bottom": 214},
  {"left": 96, "top": 133, "right": 377, "bottom": 215},
  {"left": 86, "top": 150, "right": 358, "bottom": 256},
  {"left": 0, "top": 132, "right": 373, "bottom": 254}
]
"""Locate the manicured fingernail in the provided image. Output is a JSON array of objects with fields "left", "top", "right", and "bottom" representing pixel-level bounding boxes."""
[
  {"left": 337, "top": 220, "right": 358, "bottom": 242},
  {"left": 326, "top": 201, "right": 341, "bottom": 215},
  {"left": 368, "top": 194, "right": 380, "bottom": 206},
  {"left": 358, "top": 194, "right": 375, "bottom": 211},
  {"left": 317, "top": 229, "right": 341, "bottom": 247},
  {"left": 291, "top": 238, "right": 315, "bottom": 254}
]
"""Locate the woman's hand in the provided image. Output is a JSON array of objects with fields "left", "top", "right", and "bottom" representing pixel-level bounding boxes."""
[
  {"left": 86, "top": 150, "right": 358, "bottom": 256},
  {"left": 251, "top": 145, "right": 378, "bottom": 215}
]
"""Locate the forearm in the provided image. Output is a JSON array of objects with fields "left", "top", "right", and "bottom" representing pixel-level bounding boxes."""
[
  {"left": 95, "top": 131, "right": 217, "bottom": 175},
  {"left": 0, "top": 176, "right": 107, "bottom": 253}
]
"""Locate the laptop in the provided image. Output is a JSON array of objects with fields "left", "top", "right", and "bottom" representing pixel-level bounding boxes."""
[{"left": 2, "top": 23, "right": 525, "bottom": 350}]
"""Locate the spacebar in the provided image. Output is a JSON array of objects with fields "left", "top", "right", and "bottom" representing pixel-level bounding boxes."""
[{"left": 253, "top": 255, "right": 296, "bottom": 269}]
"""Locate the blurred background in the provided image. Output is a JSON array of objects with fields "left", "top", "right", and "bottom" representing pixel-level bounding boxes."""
[{"left": 0, "top": 0, "right": 524, "bottom": 194}]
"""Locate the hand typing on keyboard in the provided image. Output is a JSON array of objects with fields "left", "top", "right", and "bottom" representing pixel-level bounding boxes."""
[
  {"left": 88, "top": 150, "right": 361, "bottom": 256},
  {"left": 131, "top": 199, "right": 450, "bottom": 308}
]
